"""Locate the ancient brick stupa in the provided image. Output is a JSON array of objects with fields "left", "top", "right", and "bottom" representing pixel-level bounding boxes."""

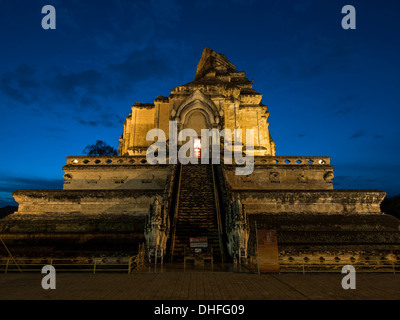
[{"left": 1, "top": 48, "right": 399, "bottom": 268}]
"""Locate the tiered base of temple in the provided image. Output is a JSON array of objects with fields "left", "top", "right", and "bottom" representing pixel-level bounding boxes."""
[
  {"left": 1, "top": 158, "right": 399, "bottom": 269},
  {"left": 248, "top": 213, "right": 400, "bottom": 266},
  {"left": 0, "top": 213, "right": 146, "bottom": 257},
  {"left": 0, "top": 190, "right": 157, "bottom": 257}
]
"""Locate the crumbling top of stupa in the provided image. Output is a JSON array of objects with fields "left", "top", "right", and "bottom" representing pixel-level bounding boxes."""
[{"left": 194, "top": 47, "right": 237, "bottom": 80}]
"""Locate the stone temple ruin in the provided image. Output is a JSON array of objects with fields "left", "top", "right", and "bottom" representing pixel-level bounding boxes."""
[{"left": 1, "top": 48, "right": 400, "bottom": 269}]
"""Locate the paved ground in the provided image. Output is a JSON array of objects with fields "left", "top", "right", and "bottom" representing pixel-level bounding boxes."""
[{"left": 0, "top": 264, "right": 399, "bottom": 300}]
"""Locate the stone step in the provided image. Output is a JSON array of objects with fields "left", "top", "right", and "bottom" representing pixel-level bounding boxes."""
[{"left": 171, "top": 164, "right": 223, "bottom": 260}]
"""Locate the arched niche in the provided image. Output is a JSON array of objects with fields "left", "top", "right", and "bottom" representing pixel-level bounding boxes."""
[
  {"left": 171, "top": 89, "right": 221, "bottom": 133},
  {"left": 184, "top": 109, "right": 210, "bottom": 136}
]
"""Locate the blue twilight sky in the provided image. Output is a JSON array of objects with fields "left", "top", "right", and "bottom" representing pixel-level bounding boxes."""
[{"left": 0, "top": 0, "right": 399, "bottom": 207}]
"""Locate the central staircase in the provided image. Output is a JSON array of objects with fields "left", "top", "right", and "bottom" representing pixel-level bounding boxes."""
[{"left": 170, "top": 164, "right": 224, "bottom": 261}]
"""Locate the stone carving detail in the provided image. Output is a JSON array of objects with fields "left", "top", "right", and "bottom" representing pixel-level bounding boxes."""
[
  {"left": 144, "top": 195, "right": 170, "bottom": 261},
  {"left": 63, "top": 173, "right": 73, "bottom": 180},
  {"left": 226, "top": 193, "right": 250, "bottom": 263},
  {"left": 324, "top": 171, "right": 334, "bottom": 183},
  {"left": 298, "top": 173, "right": 308, "bottom": 184},
  {"left": 85, "top": 176, "right": 101, "bottom": 184},
  {"left": 112, "top": 176, "right": 128, "bottom": 184},
  {"left": 269, "top": 171, "right": 280, "bottom": 183}
]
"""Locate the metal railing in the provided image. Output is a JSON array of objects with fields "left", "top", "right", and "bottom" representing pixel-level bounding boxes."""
[
  {"left": 170, "top": 164, "right": 183, "bottom": 261},
  {"left": 244, "top": 256, "right": 400, "bottom": 274},
  {"left": 0, "top": 237, "right": 21, "bottom": 273},
  {"left": 128, "top": 243, "right": 146, "bottom": 273},
  {"left": 278, "top": 260, "right": 400, "bottom": 274},
  {"left": 0, "top": 258, "right": 129, "bottom": 274},
  {"left": 1, "top": 245, "right": 147, "bottom": 274},
  {"left": 211, "top": 164, "right": 225, "bottom": 262}
]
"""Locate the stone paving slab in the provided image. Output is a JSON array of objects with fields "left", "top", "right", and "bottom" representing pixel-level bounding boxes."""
[{"left": 0, "top": 271, "right": 399, "bottom": 300}]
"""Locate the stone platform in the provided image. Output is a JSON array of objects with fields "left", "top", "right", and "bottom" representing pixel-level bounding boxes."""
[
  {"left": 0, "top": 189, "right": 161, "bottom": 257},
  {"left": 1, "top": 269, "right": 399, "bottom": 300}
]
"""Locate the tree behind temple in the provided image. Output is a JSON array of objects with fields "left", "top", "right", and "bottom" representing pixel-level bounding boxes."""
[{"left": 83, "top": 140, "right": 118, "bottom": 156}]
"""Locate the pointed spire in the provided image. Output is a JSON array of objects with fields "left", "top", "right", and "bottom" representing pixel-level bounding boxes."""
[{"left": 194, "top": 47, "right": 237, "bottom": 81}]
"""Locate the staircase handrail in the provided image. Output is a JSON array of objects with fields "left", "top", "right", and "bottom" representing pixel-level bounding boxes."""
[
  {"left": 211, "top": 164, "right": 225, "bottom": 262},
  {"left": 170, "top": 164, "right": 183, "bottom": 261}
]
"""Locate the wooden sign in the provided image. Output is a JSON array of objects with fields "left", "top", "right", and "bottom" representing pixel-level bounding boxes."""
[
  {"left": 190, "top": 237, "right": 208, "bottom": 248},
  {"left": 257, "top": 230, "right": 280, "bottom": 273}
]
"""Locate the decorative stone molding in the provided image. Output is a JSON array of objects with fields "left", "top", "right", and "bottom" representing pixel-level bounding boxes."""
[
  {"left": 238, "top": 190, "right": 386, "bottom": 215},
  {"left": 324, "top": 171, "right": 334, "bottom": 183},
  {"left": 226, "top": 193, "right": 250, "bottom": 262},
  {"left": 12, "top": 190, "right": 161, "bottom": 215},
  {"left": 173, "top": 89, "right": 221, "bottom": 130},
  {"left": 144, "top": 195, "right": 170, "bottom": 261}
]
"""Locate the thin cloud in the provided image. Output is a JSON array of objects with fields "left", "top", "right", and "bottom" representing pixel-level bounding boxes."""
[
  {"left": 0, "top": 64, "right": 39, "bottom": 104},
  {"left": 0, "top": 192, "right": 17, "bottom": 208},
  {"left": 0, "top": 175, "right": 62, "bottom": 207},
  {"left": 258, "top": 33, "right": 357, "bottom": 82},
  {"left": 332, "top": 95, "right": 356, "bottom": 116},
  {"left": 77, "top": 113, "right": 121, "bottom": 128},
  {"left": 335, "top": 107, "right": 353, "bottom": 116},
  {"left": 195, "top": 0, "right": 255, "bottom": 8},
  {"left": 50, "top": 69, "right": 104, "bottom": 102},
  {"left": 0, "top": 176, "right": 63, "bottom": 193},
  {"left": 349, "top": 130, "right": 366, "bottom": 139},
  {"left": 109, "top": 46, "right": 177, "bottom": 85},
  {"left": 99, "top": 113, "right": 123, "bottom": 128}
]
